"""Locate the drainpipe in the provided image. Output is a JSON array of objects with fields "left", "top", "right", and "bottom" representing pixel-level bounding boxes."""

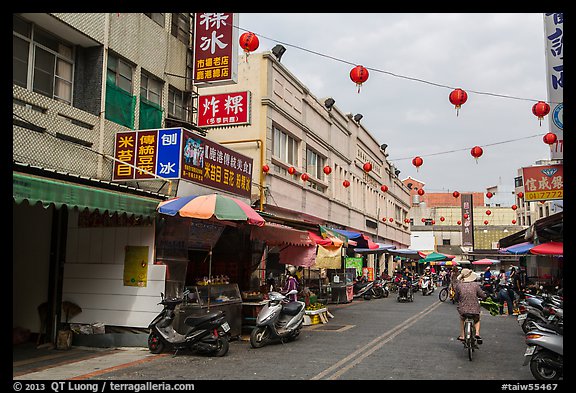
[{"left": 219, "top": 139, "right": 264, "bottom": 211}]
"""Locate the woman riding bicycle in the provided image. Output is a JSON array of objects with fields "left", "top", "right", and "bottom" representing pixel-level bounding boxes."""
[{"left": 454, "top": 268, "right": 487, "bottom": 344}]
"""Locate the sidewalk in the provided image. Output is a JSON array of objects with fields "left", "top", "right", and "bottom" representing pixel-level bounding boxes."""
[{"left": 13, "top": 344, "right": 166, "bottom": 380}]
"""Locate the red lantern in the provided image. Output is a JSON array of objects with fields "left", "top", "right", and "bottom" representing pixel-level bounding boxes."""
[
  {"left": 239, "top": 32, "right": 259, "bottom": 58},
  {"left": 421, "top": 218, "right": 426, "bottom": 223},
  {"left": 440, "top": 217, "right": 445, "bottom": 222},
  {"left": 517, "top": 192, "right": 524, "bottom": 199},
  {"left": 350, "top": 65, "right": 369, "bottom": 93},
  {"left": 452, "top": 191, "right": 460, "bottom": 198},
  {"left": 484, "top": 220, "right": 489, "bottom": 225},
  {"left": 301, "top": 173, "right": 309, "bottom": 181},
  {"left": 511, "top": 204, "right": 518, "bottom": 211},
  {"left": 288, "top": 166, "right": 296, "bottom": 175},
  {"left": 512, "top": 219, "right": 517, "bottom": 224},
  {"left": 343, "top": 180, "right": 350, "bottom": 188},
  {"left": 532, "top": 101, "right": 550, "bottom": 126},
  {"left": 431, "top": 220, "right": 436, "bottom": 225},
  {"left": 486, "top": 191, "right": 493, "bottom": 199},
  {"left": 381, "top": 185, "right": 388, "bottom": 192},
  {"left": 457, "top": 220, "right": 462, "bottom": 225},
  {"left": 363, "top": 162, "right": 372, "bottom": 172},
  {"left": 262, "top": 164, "right": 270, "bottom": 173},
  {"left": 486, "top": 210, "right": 491, "bottom": 215},
  {"left": 412, "top": 156, "right": 423, "bottom": 172},
  {"left": 389, "top": 218, "right": 394, "bottom": 223},
  {"left": 543, "top": 132, "right": 557, "bottom": 146},
  {"left": 382, "top": 217, "right": 387, "bottom": 222},
  {"left": 449, "top": 88, "right": 468, "bottom": 116},
  {"left": 471, "top": 146, "right": 483, "bottom": 163},
  {"left": 463, "top": 213, "right": 469, "bottom": 219},
  {"left": 323, "top": 165, "right": 332, "bottom": 175},
  {"left": 417, "top": 189, "right": 425, "bottom": 196}
]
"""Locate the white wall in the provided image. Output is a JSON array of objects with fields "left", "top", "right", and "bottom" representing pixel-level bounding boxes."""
[
  {"left": 410, "top": 231, "right": 436, "bottom": 251},
  {"left": 63, "top": 210, "right": 165, "bottom": 328}
]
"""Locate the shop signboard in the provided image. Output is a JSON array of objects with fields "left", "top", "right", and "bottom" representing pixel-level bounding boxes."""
[
  {"left": 198, "top": 91, "right": 251, "bottom": 127},
  {"left": 461, "top": 194, "right": 474, "bottom": 248},
  {"left": 193, "top": 13, "right": 238, "bottom": 86},
  {"left": 345, "top": 257, "right": 363, "bottom": 277},
  {"left": 113, "top": 128, "right": 253, "bottom": 198},
  {"left": 544, "top": 13, "right": 563, "bottom": 160},
  {"left": 522, "top": 164, "right": 563, "bottom": 202}
]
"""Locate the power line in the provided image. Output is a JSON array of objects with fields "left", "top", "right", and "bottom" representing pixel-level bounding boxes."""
[{"left": 235, "top": 24, "right": 561, "bottom": 105}]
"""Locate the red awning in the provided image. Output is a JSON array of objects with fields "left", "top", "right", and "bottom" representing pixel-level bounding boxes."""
[
  {"left": 529, "top": 241, "right": 563, "bottom": 256},
  {"left": 308, "top": 231, "right": 344, "bottom": 247},
  {"left": 362, "top": 234, "right": 379, "bottom": 250},
  {"left": 250, "top": 222, "right": 315, "bottom": 246}
]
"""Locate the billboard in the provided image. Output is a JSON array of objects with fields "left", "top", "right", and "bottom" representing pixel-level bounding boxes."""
[
  {"left": 113, "top": 128, "right": 253, "bottom": 198},
  {"left": 461, "top": 194, "right": 474, "bottom": 248},
  {"left": 193, "top": 13, "right": 238, "bottom": 86},
  {"left": 198, "top": 91, "right": 251, "bottom": 127},
  {"left": 521, "top": 164, "right": 563, "bottom": 202},
  {"left": 544, "top": 13, "right": 563, "bottom": 160}
]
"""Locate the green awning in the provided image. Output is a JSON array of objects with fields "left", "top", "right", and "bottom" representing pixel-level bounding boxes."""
[{"left": 13, "top": 171, "right": 162, "bottom": 217}]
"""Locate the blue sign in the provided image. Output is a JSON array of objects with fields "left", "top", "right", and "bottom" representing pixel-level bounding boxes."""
[
  {"left": 552, "top": 103, "right": 563, "bottom": 130},
  {"left": 156, "top": 128, "right": 182, "bottom": 179}
]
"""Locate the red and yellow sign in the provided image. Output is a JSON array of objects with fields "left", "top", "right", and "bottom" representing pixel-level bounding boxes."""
[{"left": 522, "top": 164, "right": 563, "bottom": 201}]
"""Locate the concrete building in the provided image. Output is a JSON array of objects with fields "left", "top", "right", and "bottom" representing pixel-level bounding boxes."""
[{"left": 197, "top": 50, "right": 412, "bottom": 275}]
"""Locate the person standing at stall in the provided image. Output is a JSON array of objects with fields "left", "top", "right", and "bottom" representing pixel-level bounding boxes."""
[{"left": 283, "top": 266, "right": 299, "bottom": 302}]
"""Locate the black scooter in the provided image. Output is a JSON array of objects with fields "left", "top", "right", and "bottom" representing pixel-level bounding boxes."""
[{"left": 148, "top": 290, "right": 231, "bottom": 356}]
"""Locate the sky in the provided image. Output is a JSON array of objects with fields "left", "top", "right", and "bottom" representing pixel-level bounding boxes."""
[{"left": 236, "top": 13, "right": 555, "bottom": 194}]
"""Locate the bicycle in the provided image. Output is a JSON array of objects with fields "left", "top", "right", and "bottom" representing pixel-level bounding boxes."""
[
  {"left": 462, "top": 313, "right": 479, "bottom": 361},
  {"left": 438, "top": 284, "right": 456, "bottom": 303}
]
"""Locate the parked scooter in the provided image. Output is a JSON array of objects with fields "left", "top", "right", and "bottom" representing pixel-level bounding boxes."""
[
  {"left": 250, "top": 289, "right": 305, "bottom": 348},
  {"left": 353, "top": 278, "right": 376, "bottom": 300},
  {"left": 523, "top": 322, "right": 563, "bottom": 380},
  {"left": 518, "top": 293, "right": 563, "bottom": 333},
  {"left": 361, "top": 277, "right": 389, "bottom": 299},
  {"left": 148, "top": 290, "right": 231, "bottom": 356},
  {"left": 420, "top": 274, "right": 434, "bottom": 296}
]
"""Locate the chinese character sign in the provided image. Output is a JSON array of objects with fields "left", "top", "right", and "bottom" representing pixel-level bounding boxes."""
[
  {"left": 461, "top": 194, "right": 475, "bottom": 247},
  {"left": 544, "top": 13, "right": 563, "bottom": 160},
  {"left": 522, "top": 164, "right": 563, "bottom": 202},
  {"left": 193, "top": 13, "right": 238, "bottom": 86},
  {"left": 198, "top": 91, "right": 251, "bottom": 127},
  {"left": 181, "top": 128, "right": 253, "bottom": 198},
  {"left": 113, "top": 131, "right": 137, "bottom": 180}
]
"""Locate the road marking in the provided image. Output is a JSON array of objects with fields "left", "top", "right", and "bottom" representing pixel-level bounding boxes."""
[
  {"left": 311, "top": 301, "right": 442, "bottom": 380},
  {"left": 68, "top": 354, "right": 169, "bottom": 380}
]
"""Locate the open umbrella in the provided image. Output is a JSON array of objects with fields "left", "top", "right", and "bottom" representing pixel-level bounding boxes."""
[
  {"left": 157, "top": 194, "right": 265, "bottom": 227},
  {"left": 499, "top": 241, "right": 534, "bottom": 255},
  {"left": 472, "top": 258, "right": 501, "bottom": 265}
]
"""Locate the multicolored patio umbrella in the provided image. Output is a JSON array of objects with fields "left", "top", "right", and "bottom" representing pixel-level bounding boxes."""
[
  {"left": 157, "top": 194, "right": 265, "bottom": 227},
  {"left": 472, "top": 258, "right": 500, "bottom": 265},
  {"left": 419, "top": 251, "right": 455, "bottom": 263}
]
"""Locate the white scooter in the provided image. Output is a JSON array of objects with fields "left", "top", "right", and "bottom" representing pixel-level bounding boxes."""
[
  {"left": 420, "top": 275, "right": 435, "bottom": 296},
  {"left": 249, "top": 290, "right": 305, "bottom": 348}
]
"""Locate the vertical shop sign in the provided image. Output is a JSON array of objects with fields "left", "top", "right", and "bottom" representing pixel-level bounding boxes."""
[
  {"left": 193, "top": 13, "right": 238, "bottom": 86},
  {"left": 180, "top": 128, "right": 253, "bottom": 198},
  {"left": 461, "top": 194, "right": 474, "bottom": 248},
  {"left": 113, "top": 131, "right": 137, "bottom": 180},
  {"left": 134, "top": 130, "right": 158, "bottom": 179},
  {"left": 544, "top": 13, "right": 563, "bottom": 160},
  {"left": 124, "top": 246, "right": 149, "bottom": 287},
  {"left": 522, "top": 164, "right": 563, "bottom": 202},
  {"left": 198, "top": 91, "right": 251, "bottom": 127},
  {"left": 156, "top": 128, "right": 182, "bottom": 179}
]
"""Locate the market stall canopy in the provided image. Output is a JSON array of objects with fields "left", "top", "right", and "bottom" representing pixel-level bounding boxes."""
[
  {"left": 472, "top": 258, "right": 501, "bottom": 265},
  {"left": 498, "top": 241, "right": 535, "bottom": 255},
  {"left": 430, "top": 261, "right": 461, "bottom": 266},
  {"left": 529, "top": 241, "right": 563, "bottom": 256},
  {"left": 250, "top": 222, "right": 315, "bottom": 246},
  {"left": 387, "top": 248, "right": 421, "bottom": 259},
  {"left": 419, "top": 251, "right": 455, "bottom": 263},
  {"left": 157, "top": 194, "right": 265, "bottom": 227},
  {"left": 353, "top": 243, "right": 396, "bottom": 254},
  {"left": 310, "top": 231, "right": 344, "bottom": 269},
  {"left": 307, "top": 231, "right": 344, "bottom": 247},
  {"left": 328, "top": 228, "right": 378, "bottom": 249}
]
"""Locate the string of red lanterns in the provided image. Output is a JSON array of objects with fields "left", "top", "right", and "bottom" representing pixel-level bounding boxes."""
[
  {"left": 532, "top": 101, "right": 551, "bottom": 126},
  {"left": 470, "top": 146, "right": 483, "bottom": 163},
  {"left": 350, "top": 65, "right": 369, "bottom": 93},
  {"left": 449, "top": 88, "right": 468, "bottom": 116},
  {"left": 412, "top": 156, "right": 423, "bottom": 172},
  {"left": 239, "top": 31, "right": 259, "bottom": 60}
]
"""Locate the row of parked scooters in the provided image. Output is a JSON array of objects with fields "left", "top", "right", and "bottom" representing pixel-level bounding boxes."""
[{"left": 517, "top": 289, "right": 563, "bottom": 380}]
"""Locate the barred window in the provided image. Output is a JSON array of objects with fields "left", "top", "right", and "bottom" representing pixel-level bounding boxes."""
[
  {"left": 171, "top": 13, "right": 191, "bottom": 45},
  {"left": 168, "top": 86, "right": 190, "bottom": 121}
]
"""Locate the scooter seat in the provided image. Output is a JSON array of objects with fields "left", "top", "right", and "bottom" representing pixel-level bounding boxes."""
[
  {"left": 283, "top": 301, "right": 304, "bottom": 316},
  {"left": 184, "top": 310, "right": 224, "bottom": 327}
]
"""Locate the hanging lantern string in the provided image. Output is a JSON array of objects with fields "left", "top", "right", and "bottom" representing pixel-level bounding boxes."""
[
  {"left": 388, "top": 133, "right": 545, "bottom": 162},
  {"left": 235, "top": 25, "right": 561, "bottom": 106}
]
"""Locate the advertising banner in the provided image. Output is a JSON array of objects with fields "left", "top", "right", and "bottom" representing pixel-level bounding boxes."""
[
  {"left": 461, "top": 194, "right": 475, "bottom": 248},
  {"left": 198, "top": 91, "right": 251, "bottom": 127}
]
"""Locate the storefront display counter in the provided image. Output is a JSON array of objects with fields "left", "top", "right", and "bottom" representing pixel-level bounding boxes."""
[
  {"left": 175, "top": 283, "right": 242, "bottom": 338},
  {"left": 328, "top": 272, "right": 354, "bottom": 304}
]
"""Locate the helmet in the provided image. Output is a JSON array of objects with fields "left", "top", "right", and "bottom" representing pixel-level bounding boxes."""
[
  {"left": 425, "top": 266, "right": 430, "bottom": 271},
  {"left": 286, "top": 266, "right": 296, "bottom": 276}
]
